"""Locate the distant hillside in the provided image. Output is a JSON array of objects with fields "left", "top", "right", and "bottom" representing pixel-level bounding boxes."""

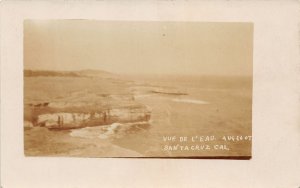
[
  {"left": 77, "top": 69, "right": 113, "bottom": 77},
  {"left": 24, "top": 69, "right": 114, "bottom": 78}
]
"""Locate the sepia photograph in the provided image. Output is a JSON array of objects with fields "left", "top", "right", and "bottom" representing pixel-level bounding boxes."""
[
  {"left": 2, "top": 1, "right": 300, "bottom": 187},
  {"left": 23, "top": 20, "right": 253, "bottom": 158}
]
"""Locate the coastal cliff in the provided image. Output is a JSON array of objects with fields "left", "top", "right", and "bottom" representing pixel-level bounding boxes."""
[
  {"left": 25, "top": 104, "right": 150, "bottom": 129},
  {"left": 24, "top": 70, "right": 151, "bottom": 130}
]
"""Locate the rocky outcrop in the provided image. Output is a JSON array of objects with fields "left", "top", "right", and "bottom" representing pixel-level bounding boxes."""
[
  {"left": 26, "top": 103, "right": 151, "bottom": 130},
  {"left": 24, "top": 75, "right": 151, "bottom": 130},
  {"left": 24, "top": 121, "right": 34, "bottom": 128}
]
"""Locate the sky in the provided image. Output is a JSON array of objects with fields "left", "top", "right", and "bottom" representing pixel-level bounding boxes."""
[{"left": 24, "top": 20, "right": 253, "bottom": 76}]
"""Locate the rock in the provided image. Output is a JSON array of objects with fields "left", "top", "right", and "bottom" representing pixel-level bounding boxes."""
[
  {"left": 24, "top": 83, "right": 152, "bottom": 130},
  {"left": 24, "top": 121, "right": 33, "bottom": 128},
  {"left": 35, "top": 105, "right": 151, "bottom": 129}
]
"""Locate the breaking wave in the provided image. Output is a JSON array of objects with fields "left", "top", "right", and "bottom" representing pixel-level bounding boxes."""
[
  {"left": 172, "top": 98, "right": 209, "bottom": 104},
  {"left": 69, "top": 121, "right": 150, "bottom": 139}
]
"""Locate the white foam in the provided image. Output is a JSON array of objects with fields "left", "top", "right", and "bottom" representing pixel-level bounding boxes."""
[
  {"left": 172, "top": 98, "right": 209, "bottom": 105},
  {"left": 69, "top": 121, "right": 149, "bottom": 139}
]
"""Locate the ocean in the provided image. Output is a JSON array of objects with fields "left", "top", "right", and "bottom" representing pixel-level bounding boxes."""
[{"left": 25, "top": 75, "right": 252, "bottom": 157}]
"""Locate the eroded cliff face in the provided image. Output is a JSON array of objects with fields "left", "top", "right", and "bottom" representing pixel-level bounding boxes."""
[
  {"left": 25, "top": 104, "right": 151, "bottom": 129},
  {"left": 46, "top": 107, "right": 149, "bottom": 129}
]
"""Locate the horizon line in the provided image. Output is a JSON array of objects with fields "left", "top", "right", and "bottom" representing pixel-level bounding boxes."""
[{"left": 24, "top": 69, "right": 252, "bottom": 77}]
